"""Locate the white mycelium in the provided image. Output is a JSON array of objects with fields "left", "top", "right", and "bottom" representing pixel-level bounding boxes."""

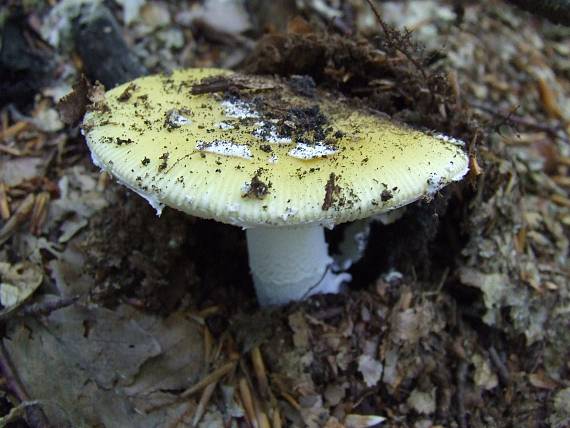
[
  {"left": 221, "top": 99, "right": 259, "bottom": 119},
  {"left": 196, "top": 140, "right": 253, "bottom": 159},
  {"left": 288, "top": 141, "right": 338, "bottom": 160}
]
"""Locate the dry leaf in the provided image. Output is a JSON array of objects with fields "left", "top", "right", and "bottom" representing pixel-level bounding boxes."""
[
  {"left": 358, "top": 355, "right": 383, "bottom": 387},
  {"left": 0, "top": 262, "right": 43, "bottom": 318},
  {"left": 406, "top": 388, "right": 436, "bottom": 415}
]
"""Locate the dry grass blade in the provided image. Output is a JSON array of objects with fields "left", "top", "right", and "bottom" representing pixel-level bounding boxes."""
[
  {"left": 0, "top": 193, "right": 35, "bottom": 246},
  {"left": 239, "top": 377, "right": 258, "bottom": 428},
  {"left": 30, "top": 192, "right": 50, "bottom": 235},
  {"left": 536, "top": 77, "right": 563, "bottom": 119},
  {"left": 0, "top": 145, "right": 22, "bottom": 156},
  {"left": 191, "top": 381, "right": 217, "bottom": 427},
  {"left": 197, "top": 305, "right": 221, "bottom": 318},
  {"left": 251, "top": 346, "right": 269, "bottom": 398},
  {"left": 344, "top": 414, "right": 386, "bottom": 427},
  {"left": 280, "top": 391, "right": 301, "bottom": 411},
  {"left": 181, "top": 361, "right": 236, "bottom": 399},
  {"left": 258, "top": 411, "right": 270, "bottom": 428},
  {"left": 0, "top": 121, "right": 28, "bottom": 142},
  {"left": 271, "top": 407, "right": 282, "bottom": 428},
  {"left": 0, "top": 182, "right": 10, "bottom": 220}
]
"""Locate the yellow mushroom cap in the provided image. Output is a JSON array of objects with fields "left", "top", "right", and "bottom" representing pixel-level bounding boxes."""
[{"left": 82, "top": 68, "right": 468, "bottom": 228}]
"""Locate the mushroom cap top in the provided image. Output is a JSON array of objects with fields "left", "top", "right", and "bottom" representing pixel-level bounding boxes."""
[{"left": 83, "top": 68, "right": 468, "bottom": 228}]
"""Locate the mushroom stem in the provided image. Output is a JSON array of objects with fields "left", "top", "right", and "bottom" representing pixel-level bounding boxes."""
[{"left": 246, "top": 225, "right": 350, "bottom": 306}]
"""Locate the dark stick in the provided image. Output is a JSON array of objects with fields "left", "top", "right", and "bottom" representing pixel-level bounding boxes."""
[
  {"left": 17, "top": 296, "right": 79, "bottom": 318},
  {"left": 456, "top": 360, "right": 468, "bottom": 428},
  {"left": 0, "top": 295, "right": 79, "bottom": 322},
  {"left": 363, "top": 0, "right": 427, "bottom": 80},
  {"left": 0, "top": 342, "right": 50, "bottom": 428},
  {"left": 488, "top": 346, "right": 511, "bottom": 385}
]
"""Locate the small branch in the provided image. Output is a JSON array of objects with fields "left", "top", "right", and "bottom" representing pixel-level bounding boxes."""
[
  {"left": 0, "top": 296, "right": 79, "bottom": 323},
  {"left": 364, "top": 0, "right": 427, "bottom": 80},
  {"left": 488, "top": 346, "right": 511, "bottom": 385},
  {"left": 18, "top": 296, "right": 79, "bottom": 318}
]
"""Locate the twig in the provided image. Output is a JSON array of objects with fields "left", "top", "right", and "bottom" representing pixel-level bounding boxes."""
[
  {"left": 468, "top": 100, "right": 569, "bottom": 143},
  {"left": 364, "top": 0, "right": 427, "bottom": 80},
  {"left": 17, "top": 296, "right": 79, "bottom": 319},
  {"left": 456, "top": 360, "right": 468, "bottom": 428},
  {"left": 488, "top": 346, "right": 511, "bottom": 385},
  {"left": 0, "top": 296, "right": 79, "bottom": 323},
  {"left": 0, "top": 342, "right": 50, "bottom": 428},
  {"left": 190, "top": 75, "right": 275, "bottom": 95}
]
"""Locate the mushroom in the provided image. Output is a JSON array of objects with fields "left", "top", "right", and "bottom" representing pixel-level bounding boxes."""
[{"left": 82, "top": 69, "right": 469, "bottom": 306}]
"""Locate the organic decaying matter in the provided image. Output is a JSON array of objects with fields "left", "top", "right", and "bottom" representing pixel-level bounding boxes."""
[{"left": 82, "top": 68, "right": 469, "bottom": 305}]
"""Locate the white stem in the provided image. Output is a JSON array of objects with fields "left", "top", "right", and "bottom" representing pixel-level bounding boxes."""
[{"left": 246, "top": 225, "right": 350, "bottom": 306}]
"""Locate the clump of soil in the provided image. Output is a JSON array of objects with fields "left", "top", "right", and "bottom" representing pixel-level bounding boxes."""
[
  {"left": 82, "top": 192, "right": 252, "bottom": 312},
  {"left": 242, "top": 26, "right": 476, "bottom": 144}
]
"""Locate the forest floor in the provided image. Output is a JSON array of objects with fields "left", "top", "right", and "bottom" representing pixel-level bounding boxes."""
[{"left": 0, "top": 1, "right": 569, "bottom": 427}]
